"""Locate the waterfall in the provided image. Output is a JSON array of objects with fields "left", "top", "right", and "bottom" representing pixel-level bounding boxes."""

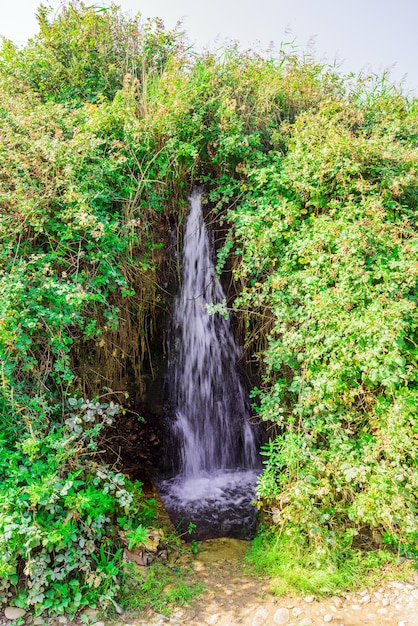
[
  {"left": 170, "top": 189, "right": 259, "bottom": 476},
  {"left": 157, "top": 190, "right": 260, "bottom": 541}
]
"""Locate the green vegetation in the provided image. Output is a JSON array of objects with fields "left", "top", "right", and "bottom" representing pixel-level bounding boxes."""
[
  {"left": 120, "top": 560, "right": 204, "bottom": 617},
  {"left": 0, "top": 0, "right": 417, "bottom": 614},
  {"left": 246, "top": 527, "right": 412, "bottom": 596}
]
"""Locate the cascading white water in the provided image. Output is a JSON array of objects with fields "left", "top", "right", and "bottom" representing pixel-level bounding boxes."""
[{"left": 157, "top": 190, "right": 260, "bottom": 540}]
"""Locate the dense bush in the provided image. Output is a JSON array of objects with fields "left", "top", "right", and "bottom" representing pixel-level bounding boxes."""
[
  {"left": 0, "top": 400, "right": 140, "bottom": 613},
  {"left": 0, "top": 2, "right": 184, "bottom": 612},
  {"left": 226, "top": 95, "right": 418, "bottom": 554}
]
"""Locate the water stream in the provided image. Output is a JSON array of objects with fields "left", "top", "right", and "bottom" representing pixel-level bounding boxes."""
[{"left": 157, "top": 190, "right": 260, "bottom": 540}]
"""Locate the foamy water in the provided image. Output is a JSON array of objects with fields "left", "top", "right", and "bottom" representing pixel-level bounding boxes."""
[{"left": 158, "top": 469, "right": 260, "bottom": 540}]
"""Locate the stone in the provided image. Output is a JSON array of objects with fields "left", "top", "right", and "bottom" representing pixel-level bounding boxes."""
[
  {"left": 303, "top": 596, "right": 314, "bottom": 603},
  {"left": 377, "top": 608, "right": 388, "bottom": 615},
  {"left": 252, "top": 606, "right": 268, "bottom": 626},
  {"left": 82, "top": 609, "right": 98, "bottom": 620},
  {"left": 350, "top": 605, "right": 361, "bottom": 611},
  {"left": 411, "top": 589, "right": 418, "bottom": 600},
  {"left": 4, "top": 608, "right": 27, "bottom": 621},
  {"left": 398, "top": 622, "right": 407, "bottom": 626},
  {"left": 273, "top": 608, "right": 290, "bottom": 625},
  {"left": 391, "top": 582, "right": 405, "bottom": 590},
  {"left": 359, "top": 594, "right": 371, "bottom": 604},
  {"left": 382, "top": 598, "right": 390, "bottom": 606},
  {"left": 292, "top": 608, "right": 303, "bottom": 617},
  {"left": 33, "top": 618, "right": 43, "bottom": 625},
  {"left": 193, "top": 561, "right": 205, "bottom": 572},
  {"left": 298, "top": 619, "right": 312, "bottom": 626},
  {"left": 95, "top": 622, "right": 105, "bottom": 626},
  {"left": 332, "top": 597, "right": 343, "bottom": 608},
  {"left": 171, "top": 612, "right": 184, "bottom": 620},
  {"left": 207, "top": 615, "right": 220, "bottom": 625},
  {"left": 58, "top": 618, "right": 67, "bottom": 624},
  {"left": 323, "top": 616, "right": 333, "bottom": 623}
]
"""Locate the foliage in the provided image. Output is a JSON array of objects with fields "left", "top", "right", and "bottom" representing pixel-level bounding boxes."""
[
  {"left": 0, "top": 400, "right": 149, "bottom": 614},
  {"left": 0, "top": 0, "right": 417, "bottom": 614},
  {"left": 0, "top": 0, "right": 187, "bottom": 614},
  {"left": 227, "top": 94, "right": 418, "bottom": 554},
  {"left": 1, "top": 1, "right": 181, "bottom": 104}
]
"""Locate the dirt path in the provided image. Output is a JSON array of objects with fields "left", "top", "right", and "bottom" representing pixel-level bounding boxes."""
[
  {"left": 130, "top": 539, "right": 418, "bottom": 626},
  {"left": 2, "top": 539, "right": 417, "bottom": 626}
]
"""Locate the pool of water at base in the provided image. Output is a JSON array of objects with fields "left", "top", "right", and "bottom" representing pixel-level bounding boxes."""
[{"left": 156, "top": 469, "right": 260, "bottom": 541}]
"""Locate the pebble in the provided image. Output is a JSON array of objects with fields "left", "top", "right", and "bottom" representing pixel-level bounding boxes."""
[
  {"left": 382, "top": 598, "right": 391, "bottom": 606},
  {"left": 298, "top": 619, "right": 312, "bottom": 626},
  {"left": 95, "top": 622, "right": 105, "bottom": 626},
  {"left": 391, "top": 582, "right": 405, "bottom": 590},
  {"left": 303, "top": 596, "right": 314, "bottom": 604},
  {"left": 58, "top": 618, "right": 67, "bottom": 625},
  {"left": 4, "top": 608, "right": 27, "bottom": 621},
  {"left": 398, "top": 622, "right": 407, "bottom": 626},
  {"left": 292, "top": 608, "right": 303, "bottom": 617},
  {"left": 412, "top": 589, "right": 418, "bottom": 600},
  {"left": 171, "top": 612, "right": 184, "bottom": 621},
  {"left": 323, "top": 615, "right": 333, "bottom": 623},
  {"left": 377, "top": 608, "right": 388, "bottom": 615},
  {"left": 332, "top": 597, "right": 343, "bottom": 608},
  {"left": 82, "top": 609, "right": 98, "bottom": 619},
  {"left": 359, "top": 595, "right": 371, "bottom": 604},
  {"left": 33, "top": 618, "right": 43, "bottom": 625},
  {"left": 273, "top": 608, "right": 290, "bottom": 625},
  {"left": 252, "top": 606, "right": 268, "bottom": 626},
  {"left": 207, "top": 615, "right": 220, "bottom": 625},
  {"left": 351, "top": 605, "right": 361, "bottom": 611}
]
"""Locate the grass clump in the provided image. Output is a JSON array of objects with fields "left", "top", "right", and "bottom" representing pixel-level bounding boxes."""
[
  {"left": 120, "top": 559, "right": 204, "bottom": 616},
  {"left": 246, "top": 528, "right": 415, "bottom": 597}
]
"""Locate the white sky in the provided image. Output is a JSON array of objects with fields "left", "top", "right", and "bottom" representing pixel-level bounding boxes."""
[{"left": 1, "top": 0, "right": 417, "bottom": 94}]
